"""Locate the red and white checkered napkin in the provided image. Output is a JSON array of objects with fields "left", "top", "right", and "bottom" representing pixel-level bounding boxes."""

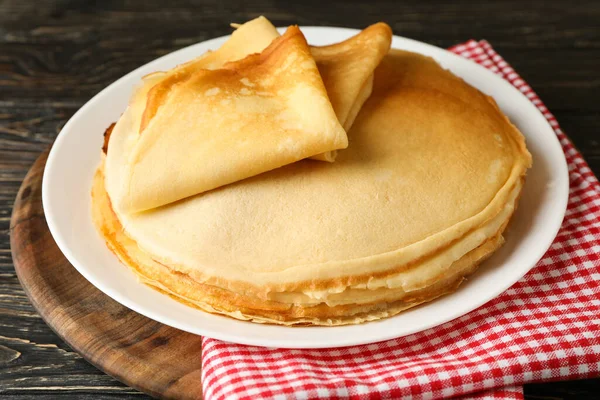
[{"left": 201, "top": 41, "right": 600, "bottom": 400}]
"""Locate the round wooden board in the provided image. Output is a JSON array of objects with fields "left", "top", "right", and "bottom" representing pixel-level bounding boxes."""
[{"left": 10, "top": 150, "right": 203, "bottom": 400}]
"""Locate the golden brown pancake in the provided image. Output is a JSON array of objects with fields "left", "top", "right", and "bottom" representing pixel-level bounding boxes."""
[
  {"left": 311, "top": 22, "right": 392, "bottom": 132},
  {"left": 232, "top": 19, "right": 394, "bottom": 162},
  {"left": 117, "top": 26, "right": 347, "bottom": 213},
  {"left": 113, "top": 19, "right": 394, "bottom": 213},
  {"left": 93, "top": 164, "right": 505, "bottom": 325},
  {"left": 93, "top": 48, "right": 531, "bottom": 325}
]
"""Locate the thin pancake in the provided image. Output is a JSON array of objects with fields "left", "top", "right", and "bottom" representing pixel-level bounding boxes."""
[
  {"left": 106, "top": 51, "right": 531, "bottom": 312},
  {"left": 232, "top": 20, "right": 393, "bottom": 162},
  {"left": 92, "top": 162, "right": 510, "bottom": 325},
  {"left": 311, "top": 22, "right": 392, "bottom": 131},
  {"left": 117, "top": 26, "right": 347, "bottom": 213}
]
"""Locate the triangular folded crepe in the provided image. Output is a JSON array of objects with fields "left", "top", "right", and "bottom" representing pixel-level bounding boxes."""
[
  {"left": 309, "top": 22, "right": 391, "bottom": 160},
  {"left": 120, "top": 26, "right": 348, "bottom": 213},
  {"left": 229, "top": 20, "right": 392, "bottom": 161},
  {"left": 311, "top": 22, "right": 392, "bottom": 131}
]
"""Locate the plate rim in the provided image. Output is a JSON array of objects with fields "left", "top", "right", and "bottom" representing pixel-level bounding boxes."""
[{"left": 42, "top": 26, "right": 569, "bottom": 348}]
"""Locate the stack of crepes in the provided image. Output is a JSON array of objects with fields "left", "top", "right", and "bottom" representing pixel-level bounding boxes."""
[{"left": 92, "top": 17, "right": 532, "bottom": 326}]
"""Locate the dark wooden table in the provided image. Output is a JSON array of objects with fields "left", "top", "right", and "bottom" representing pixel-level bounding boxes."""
[{"left": 1, "top": 1, "right": 599, "bottom": 398}]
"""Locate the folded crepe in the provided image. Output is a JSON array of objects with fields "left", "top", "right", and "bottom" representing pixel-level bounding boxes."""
[
  {"left": 122, "top": 18, "right": 392, "bottom": 212},
  {"left": 119, "top": 26, "right": 348, "bottom": 213},
  {"left": 230, "top": 19, "right": 392, "bottom": 162},
  {"left": 311, "top": 23, "right": 392, "bottom": 131}
]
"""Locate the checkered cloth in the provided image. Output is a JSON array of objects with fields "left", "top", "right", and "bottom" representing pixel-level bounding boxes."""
[{"left": 201, "top": 40, "right": 600, "bottom": 400}]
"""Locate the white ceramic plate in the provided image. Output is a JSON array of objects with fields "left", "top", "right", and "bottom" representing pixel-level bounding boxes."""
[{"left": 43, "top": 27, "right": 569, "bottom": 349}]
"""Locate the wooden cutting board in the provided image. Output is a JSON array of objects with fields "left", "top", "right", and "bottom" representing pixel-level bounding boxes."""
[{"left": 10, "top": 150, "right": 203, "bottom": 400}]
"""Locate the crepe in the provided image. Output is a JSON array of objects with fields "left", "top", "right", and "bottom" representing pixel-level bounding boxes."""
[
  {"left": 309, "top": 23, "right": 391, "bottom": 160},
  {"left": 95, "top": 48, "right": 531, "bottom": 325},
  {"left": 117, "top": 26, "right": 348, "bottom": 213},
  {"left": 231, "top": 19, "right": 393, "bottom": 161},
  {"left": 93, "top": 162, "right": 507, "bottom": 324},
  {"left": 311, "top": 23, "right": 391, "bottom": 129},
  {"left": 308, "top": 23, "right": 392, "bottom": 161},
  {"left": 131, "top": 19, "right": 392, "bottom": 208}
]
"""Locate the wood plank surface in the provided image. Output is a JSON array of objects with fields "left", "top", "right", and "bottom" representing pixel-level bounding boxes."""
[
  {"left": 2, "top": 0, "right": 599, "bottom": 398},
  {"left": 9, "top": 150, "right": 203, "bottom": 399}
]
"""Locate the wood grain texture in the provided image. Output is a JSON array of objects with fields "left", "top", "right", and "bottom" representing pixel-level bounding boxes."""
[
  {"left": 1, "top": 0, "right": 599, "bottom": 398},
  {"left": 8, "top": 151, "right": 202, "bottom": 399}
]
